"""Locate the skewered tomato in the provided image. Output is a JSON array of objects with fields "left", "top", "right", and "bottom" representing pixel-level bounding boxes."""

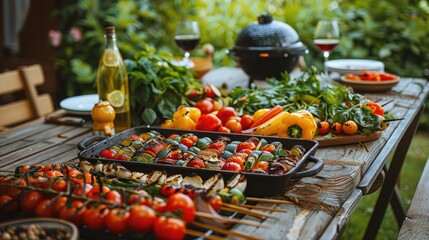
[
  {"left": 221, "top": 162, "right": 242, "bottom": 172},
  {"left": 165, "top": 193, "right": 196, "bottom": 224},
  {"left": 154, "top": 216, "right": 186, "bottom": 240},
  {"left": 236, "top": 141, "right": 256, "bottom": 152},
  {"left": 128, "top": 205, "right": 156, "bottom": 233},
  {"left": 100, "top": 149, "right": 118, "bottom": 159}
]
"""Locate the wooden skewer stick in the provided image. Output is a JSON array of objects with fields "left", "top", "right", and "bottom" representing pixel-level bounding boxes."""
[
  {"left": 185, "top": 229, "right": 225, "bottom": 240},
  {"left": 195, "top": 211, "right": 270, "bottom": 229},
  {"left": 0, "top": 170, "right": 14, "bottom": 173},
  {"left": 246, "top": 197, "right": 294, "bottom": 205},
  {"left": 241, "top": 204, "right": 288, "bottom": 213},
  {"left": 221, "top": 203, "right": 278, "bottom": 220},
  {"left": 192, "top": 221, "right": 265, "bottom": 240}
]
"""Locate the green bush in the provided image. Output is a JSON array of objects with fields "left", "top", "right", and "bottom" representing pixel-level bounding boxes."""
[{"left": 51, "top": 0, "right": 429, "bottom": 97}]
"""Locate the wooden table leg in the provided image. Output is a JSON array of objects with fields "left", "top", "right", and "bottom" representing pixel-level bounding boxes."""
[{"left": 363, "top": 106, "right": 424, "bottom": 240}]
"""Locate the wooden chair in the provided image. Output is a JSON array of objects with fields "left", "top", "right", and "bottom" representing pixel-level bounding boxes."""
[{"left": 0, "top": 64, "right": 54, "bottom": 130}]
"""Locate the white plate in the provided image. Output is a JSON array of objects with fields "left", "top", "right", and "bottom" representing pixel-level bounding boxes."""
[
  {"left": 326, "top": 59, "right": 384, "bottom": 74},
  {"left": 60, "top": 94, "right": 99, "bottom": 115},
  {"left": 340, "top": 75, "right": 399, "bottom": 92}
]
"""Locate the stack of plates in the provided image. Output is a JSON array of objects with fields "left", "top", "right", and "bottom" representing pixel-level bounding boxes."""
[
  {"left": 326, "top": 59, "right": 384, "bottom": 75},
  {"left": 60, "top": 94, "right": 99, "bottom": 115}
]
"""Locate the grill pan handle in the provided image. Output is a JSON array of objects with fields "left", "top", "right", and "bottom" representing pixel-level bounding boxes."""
[
  {"left": 77, "top": 135, "right": 107, "bottom": 151},
  {"left": 291, "top": 155, "right": 324, "bottom": 179}
]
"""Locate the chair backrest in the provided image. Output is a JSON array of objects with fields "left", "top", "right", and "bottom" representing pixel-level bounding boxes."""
[{"left": 0, "top": 64, "right": 54, "bottom": 127}]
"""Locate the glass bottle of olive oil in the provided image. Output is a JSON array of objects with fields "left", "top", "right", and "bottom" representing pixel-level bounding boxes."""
[{"left": 96, "top": 26, "right": 131, "bottom": 132}]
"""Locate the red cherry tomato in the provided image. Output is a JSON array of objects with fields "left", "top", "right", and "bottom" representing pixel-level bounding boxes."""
[
  {"left": 180, "top": 138, "right": 194, "bottom": 148},
  {"left": 317, "top": 121, "right": 331, "bottom": 135},
  {"left": 240, "top": 114, "right": 254, "bottom": 130},
  {"left": 83, "top": 204, "right": 109, "bottom": 231},
  {"left": 217, "top": 126, "right": 231, "bottom": 133},
  {"left": 225, "top": 119, "right": 243, "bottom": 133},
  {"left": 59, "top": 200, "right": 86, "bottom": 226},
  {"left": 187, "top": 158, "right": 205, "bottom": 168},
  {"left": 72, "top": 183, "right": 93, "bottom": 196},
  {"left": 52, "top": 196, "right": 68, "bottom": 216},
  {"left": 127, "top": 190, "right": 152, "bottom": 206},
  {"left": 236, "top": 141, "right": 256, "bottom": 152},
  {"left": 225, "top": 156, "right": 245, "bottom": 170},
  {"left": 35, "top": 199, "right": 55, "bottom": 217},
  {"left": 128, "top": 205, "right": 156, "bottom": 233},
  {"left": 106, "top": 190, "right": 122, "bottom": 204},
  {"left": 331, "top": 122, "right": 343, "bottom": 134},
  {"left": 221, "top": 162, "right": 242, "bottom": 172},
  {"left": 154, "top": 216, "right": 186, "bottom": 240},
  {"left": 195, "top": 114, "right": 222, "bottom": 131},
  {"left": 203, "top": 85, "right": 218, "bottom": 98},
  {"left": 86, "top": 185, "right": 110, "bottom": 201},
  {"left": 195, "top": 98, "right": 214, "bottom": 114},
  {"left": 99, "top": 149, "right": 118, "bottom": 159},
  {"left": 208, "top": 194, "right": 223, "bottom": 212},
  {"left": 106, "top": 208, "right": 130, "bottom": 235},
  {"left": 160, "top": 185, "right": 178, "bottom": 197},
  {"left": 0, "top": 195, "right": 17, "bottom": 214},
  {"left": 20, "top": 190, "right": 45, "bottom": 214},
  {"left": 165, "top": 193, "right": 196, "bottom": 224},
  {"left": 52, "top": 179, "right": 67, "bottom": 192},
  {"left": 216, "top": 107, "right": 237, "bottom": 125}
]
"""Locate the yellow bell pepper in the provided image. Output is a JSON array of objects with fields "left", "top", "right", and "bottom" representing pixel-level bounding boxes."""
[
  {"left": 277, "top": 110, "right": 317, "bottom": 140},
  {"left": 173, "top": 107, "right": 201, "bottom": 123},
  {"left": 250, "top": 111, "right": 288, "bottom": 136}
]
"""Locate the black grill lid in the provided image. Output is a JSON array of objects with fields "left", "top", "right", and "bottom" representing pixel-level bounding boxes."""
[{"left": 233, "top": 14, "right": 307, "bottom": 55}]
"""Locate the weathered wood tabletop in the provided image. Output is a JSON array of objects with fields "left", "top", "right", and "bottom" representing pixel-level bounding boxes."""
[{"left": 0, "top": 77, "right": 428, "bottom": 240}]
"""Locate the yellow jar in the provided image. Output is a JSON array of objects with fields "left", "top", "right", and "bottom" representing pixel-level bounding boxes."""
[{"left": 91, "top": 101, "right": 116, "bottom": 136}]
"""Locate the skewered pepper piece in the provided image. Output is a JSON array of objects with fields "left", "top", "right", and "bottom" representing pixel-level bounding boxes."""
[{"left": 277, "top": 110, "right": 317, "bottom": 140}]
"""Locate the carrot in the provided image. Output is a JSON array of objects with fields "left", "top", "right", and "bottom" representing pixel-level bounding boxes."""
[{"left": 249, "top": 105, "right": 283, "bottom": 128}]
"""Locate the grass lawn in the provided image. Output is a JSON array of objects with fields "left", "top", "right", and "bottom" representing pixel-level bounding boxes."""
[{"left": 342, "top": 131, "right": 429, "bottom": 240}]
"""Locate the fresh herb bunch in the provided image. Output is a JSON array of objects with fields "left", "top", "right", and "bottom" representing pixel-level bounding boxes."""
[
  {"left": 125, "top": 44, "right": 201, "bottom": 126},
  {"left": 229, "top": 68, "right": 383, "bottom": 134}
]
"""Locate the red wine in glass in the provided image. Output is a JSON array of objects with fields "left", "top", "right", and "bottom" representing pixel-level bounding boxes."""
[
  {"left": 174, "top": 35, "right": 200, "bottom": 52},
  {"left": 314, "top": 39, "right": 339, "bottom": 52}
]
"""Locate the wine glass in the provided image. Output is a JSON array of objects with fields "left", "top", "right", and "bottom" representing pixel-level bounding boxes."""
[
  {"left": 174, "top": 21, "right": 200, "bottom": 68},
  {"left": 313, "top": 20, "right": 340, "bottom": 76}
]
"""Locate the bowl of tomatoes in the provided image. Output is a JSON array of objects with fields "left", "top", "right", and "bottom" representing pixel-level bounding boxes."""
[{"left": 340, "top": 71, "right": 400, "bottom": 92}]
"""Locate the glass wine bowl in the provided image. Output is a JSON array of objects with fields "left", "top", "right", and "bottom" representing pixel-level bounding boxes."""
[
  {"left": 313, "top": 20, "right": 340, "bottom": 76},
  {"left": 174, "top": 21, "right": 200, "bottom": 68}
]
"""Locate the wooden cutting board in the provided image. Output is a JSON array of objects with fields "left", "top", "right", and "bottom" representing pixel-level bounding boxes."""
[{"left": 315, "top": 131, "right": 382, "bottom": 147}]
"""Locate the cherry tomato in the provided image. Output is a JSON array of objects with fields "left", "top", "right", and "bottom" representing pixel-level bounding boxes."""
[
  {"left": 35, "top": 199, "right": 55, "bottom": 217},
  {"left": 317, "top": 121, "right": 331, "bottom": 135},
  {"left": 221, "top": 162, "right": 242, "bottom": 172},
  {"left": 203, "top": 84, "right": 220, "bottom": 98},
  {"left": 127, "top": 190, "right": 152, "bottom": 206},
  {"left": 216, "top": 107, "right": 237, "bottom": 125},
  {"left": 160, "top": 185, "right": 178, "bottom": 197},
  {"left": 240, "top": 114, "right": 254, "bottom": 130},
  {"left": 236, "top": 141, "right": 256, "bottom": 152},
  {"left": 52, "top": 179, "right": 67, "bottom": 192},
  {"left": 253, "top": 161, "right": 269, "bottom": 172},
  {"left": 165, "top": 193, "right": 196, "bottom": 224},
  {"left": 343, "top": 120, "right": 358, "bottom": 135},
  {"left": 225, "top": 119, "right": 243, "bottom": 133},
  {"left": 184, "top": 134, "right": 198, "bottom": 144},
  {"left": 0, "top": 195, "right": 17, "bottom": 214},
  {"left": 106, "top": 190, "right": 122, "bottom": 204},
  {"left": 195, "top": 98, "right": 214, "bottom": 114},
  {"left": 59, "top": 200, "right": 86, "bottom": 226},
  {"left": 154, "top": 216, "right": 186, "bottom": 240},
  {"left": 331, "top": 122, "right": 343, "bottom": 134},
  {"left": 187, "top": 158, "right": 205, "bottom": 168},
  {"left": 208, "top": 194, "right": 222, "bottom": 212},
  {"left": 52, "top": 196, "right": 68, "bottom": 216},
  {"left": 196, "top": 114, "right": 222, "bottom": 131},
  {"left": 99, "top": 149, "right": 118, "bottom": 159},
  {"left": 106, "top": 208, "right": 130, "bottom": 235},
  {"left": 20, "top": 190, "right": 45, "bottom": 214},
  {"left": 83, "top": 204, "right": 109, "bottom": 231},
  {"left": 180, "top": 138, "right": 194, "bottom": 148},
  {"left": 128, "top": 205, "right": 156, "bottom": 233},
  {"left": 217, "top": 126, "right": 231, "bottom": 133},
  {"left": 152, "top": 197, "right": 167, "bottom": 213},
  {"left": 86, "top": 185, "right": 110, "bottom": 201},
  {"left": 225, "top": 156, "right": 245, "bottom": 170},
  {"left": 259, "top": 144, "right": 276, "bottom": 153},
  {"left": 72, "top": 183, "right": 93, "bottom": 196}
]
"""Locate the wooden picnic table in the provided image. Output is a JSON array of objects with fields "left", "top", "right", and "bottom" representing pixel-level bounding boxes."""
[{"left": 0, "top": 77, "right": 428, "bottom": 240}]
